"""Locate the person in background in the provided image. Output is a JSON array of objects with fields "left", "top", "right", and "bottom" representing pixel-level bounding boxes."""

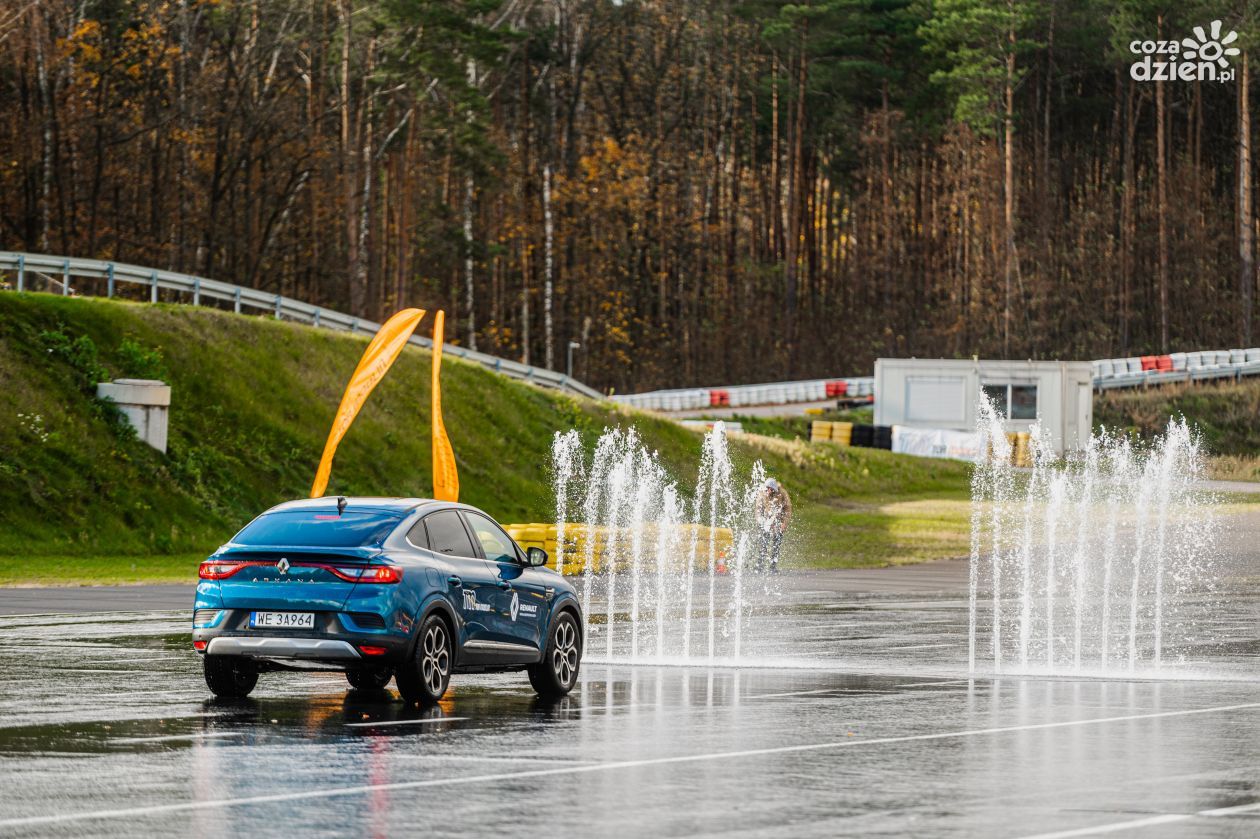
[{"left": 754, "top": 477, "right": 792, "bottom": 574}]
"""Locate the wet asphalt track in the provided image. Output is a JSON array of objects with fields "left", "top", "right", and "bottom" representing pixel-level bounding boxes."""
[
  {"left": 0, "top": 560, "right": 975, "bottom": 616},
  {"left": 1, "top": 559, "right": 1260, "bottom": 838}
]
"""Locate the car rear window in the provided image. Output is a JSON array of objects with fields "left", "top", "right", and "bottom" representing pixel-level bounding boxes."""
[{"left": 232, "top": 511, "right": 404, "bottom": 547}]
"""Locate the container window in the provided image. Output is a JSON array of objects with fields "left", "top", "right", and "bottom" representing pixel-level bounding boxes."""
[
  {"left": 982, "top": 384, "right": 1008, "bottom": 416},
  {"left": 1010, "top": 385, "right": 1038, "bottom": 419},
  {"left": 982, "top": 383, "right": 1037, "bottom": 420}
]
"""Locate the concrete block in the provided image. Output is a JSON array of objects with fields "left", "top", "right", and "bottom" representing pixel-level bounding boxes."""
[{"left": 96, "top": 379, "right": 170, "bottom": 453}]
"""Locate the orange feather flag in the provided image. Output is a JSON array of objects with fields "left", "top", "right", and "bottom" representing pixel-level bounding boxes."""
[
  {"left": 431, "top": 310, "right": 459, "bottom": 502},
  {"left": 310, "top": 308, "right": 427, "bottom": 498}
]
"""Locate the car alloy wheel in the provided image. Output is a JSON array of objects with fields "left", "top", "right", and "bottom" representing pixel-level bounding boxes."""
[
  {"left": 527, "top": 612, "right": 581, "bottom": 698},
  {"left": 552, "top": 619, "right": 578, "bottom": 687},
  {"left": 421, "top": 621, "right": 450, "bottom": 697}
]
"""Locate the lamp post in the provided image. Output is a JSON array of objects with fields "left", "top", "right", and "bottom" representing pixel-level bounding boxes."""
[{"left": 567, "top": 341, "right": 581, "bottom": 378}]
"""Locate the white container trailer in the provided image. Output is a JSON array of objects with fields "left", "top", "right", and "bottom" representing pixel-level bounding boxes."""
[{"left": 873, "top": 358, "right": 1094, "bottom": 455}]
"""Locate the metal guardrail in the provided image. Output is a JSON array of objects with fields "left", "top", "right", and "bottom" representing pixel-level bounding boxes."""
[
  {"left": 1094, "top": 365, "right": 1260, "bottom": 390},
  {"left": 614, "top": 357, "right": 1260, "bottom": 413},
  {"left": 611, "top": 377, "right": 874, "bottom": 412},
  {"left": 11, "top": 252, "right": 1256, "bottom": 410},
  {"left": 0, "top": 252, "right": 603, "bottom": 400}
]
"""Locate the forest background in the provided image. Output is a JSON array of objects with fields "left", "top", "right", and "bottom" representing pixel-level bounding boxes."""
[{"left": 3, "top": 0, "right": 1258, "bottom": 393}]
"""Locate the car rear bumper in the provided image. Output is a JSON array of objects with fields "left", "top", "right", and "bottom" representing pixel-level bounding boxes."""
[
  {"left": 205, "top": 637, "right": 363, "bottom": 660},
  {"left": 192, "top": 608, "right": 410, "bottom": 665}
]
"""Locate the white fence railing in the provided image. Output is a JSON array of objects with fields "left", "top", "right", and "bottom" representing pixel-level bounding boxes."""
[
  {"left": 0, "top": 252, "right": 603, "bottom": 400},
  {"left": 1092, "top": 351, "right": 1260, "bottom": 390},
  {"left": 611, "top": 377, "right": 873, "bottom": 412}
]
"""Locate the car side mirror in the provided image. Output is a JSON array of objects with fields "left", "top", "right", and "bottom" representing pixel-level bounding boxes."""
[{"left": 526, "top": 546, "right": 549, "bottom": 567}]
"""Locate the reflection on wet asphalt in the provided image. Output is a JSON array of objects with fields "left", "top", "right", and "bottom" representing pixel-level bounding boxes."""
[{"left": 1, "top": 588, "right": 1259, "bottom": 838}]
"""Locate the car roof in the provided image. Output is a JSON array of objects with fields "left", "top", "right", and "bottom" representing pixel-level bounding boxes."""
[{"left": 266, "top": 497, "right": 454, "bottom": 515}]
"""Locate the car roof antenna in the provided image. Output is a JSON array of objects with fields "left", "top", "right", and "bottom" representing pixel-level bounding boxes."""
[{"left": 336, "top": 496, "right": 347, "bottom": 517}]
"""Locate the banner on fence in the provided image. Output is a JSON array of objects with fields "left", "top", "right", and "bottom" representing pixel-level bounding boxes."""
[{"left": 891, "top": 425, "right": 983, "bottom": 462}]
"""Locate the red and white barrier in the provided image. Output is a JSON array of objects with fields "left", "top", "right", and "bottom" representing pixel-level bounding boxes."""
[{"left": 614, "top": 347, "right": 1260, "bottom": 413}]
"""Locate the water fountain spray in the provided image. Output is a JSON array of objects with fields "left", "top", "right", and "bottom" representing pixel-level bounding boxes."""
[
  {"left": 551, "top": 422, "right": 773, "bottom": 663},
  {"left": 969, "top": 399, "right": 1219, "bottom": 677}
]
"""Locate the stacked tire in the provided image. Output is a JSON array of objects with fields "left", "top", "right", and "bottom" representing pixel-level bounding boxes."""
[
  {"left": 852, "top": 424, "right": 875, "bottom": 448},
  {"left": 873, "top": 425, "right": 893, "bottom": 450}
]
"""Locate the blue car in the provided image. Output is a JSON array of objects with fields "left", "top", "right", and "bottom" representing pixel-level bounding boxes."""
[{"left": 192, "top": 497, "right": 583, "bottom": 704}]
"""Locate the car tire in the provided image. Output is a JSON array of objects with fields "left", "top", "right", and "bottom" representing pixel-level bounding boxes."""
[
  {"left": 528, "top": 611, "right": 581, "bottom": 698},
  {"left": 346, "top": 667, "right": 393, "bottom": 691},
  {"left": 396, "top": 614, "right": 452, "bottom": 704},
  {"left": 203, "top": 654, "right": 258, "bottom": 698}
]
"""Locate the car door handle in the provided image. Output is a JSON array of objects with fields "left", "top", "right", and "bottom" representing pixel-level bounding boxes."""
[{"left": 447, "top": 575, "right": 462, "bottom": 588}]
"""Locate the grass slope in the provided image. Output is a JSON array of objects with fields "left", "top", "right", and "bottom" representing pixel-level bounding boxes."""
[
  {"left": 0, "top": 293, "right": 971, "bottom": 583},
  {"left": 1094, "top": 377, "right": 1260, "bottom": 480},
  {"left": 713, "top": 407, "right": 874, "bottom": 442},
  {"left": 1094, "top": 377, "right": 1260, "bottom": 455}
]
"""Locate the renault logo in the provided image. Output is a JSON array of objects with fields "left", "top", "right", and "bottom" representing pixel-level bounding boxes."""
[
  {"left": 510, "top": 590, "right": 520, "bottom": 622},
  {"left": 277, "top": 558, "right": 290, "bottom": 574}
]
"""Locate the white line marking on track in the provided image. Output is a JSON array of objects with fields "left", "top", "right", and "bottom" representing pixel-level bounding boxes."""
[
  {"left": 87, "top": 657, "right": 175, "bottom": 663},
  {"left": 746, "top": 688, "right": 843, "bottom": 699},
  {"left": 345, "top": 717, "right": 470, "bottom": 728},
  {"left": 111, "top": 732, "right": 243, "bottom": 744},
  {"left": 84, "top": 690, "right": 209, "bottom": 700},
  {"left": 1016, "top": 800, "right": 1260, "bottom": 838},
  {"left": 842, "top": 689, "right": 972, "bottom": 703},
  {"left": 746, "top": 688, "right": 884, "bottom": 700},
  {"left": 574, "top": 703, "right": 658, "bottom": 714},
  {"left": 4, "top": 702, "right": 1258, "bottom": 829},
  {"left": 391, "top": 755, "right": 599, "bottom": 764},
  {"left": 57, "top": 668, "right": 134, "bottom": 674}
]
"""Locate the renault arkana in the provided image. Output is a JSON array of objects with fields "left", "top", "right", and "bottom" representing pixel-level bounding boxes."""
[{"left": 192, "top": 498, "right": 582, "bottom": 704}]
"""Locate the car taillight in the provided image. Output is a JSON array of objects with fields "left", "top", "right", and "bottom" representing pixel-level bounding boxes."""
[
  {"left": 193, "top": 640, "right": 207, "bottom": 651},
  {"left": 198, "top": 560, "right": 247, "bottom": 580},
  {"left": 329, "top": 565, "right": 402, "bottom": 584},
  {"left": 358, "top": 645, "right": 387, "bottom": 656},
  {"left": 358, "top": 566, "right": 402, "bottom": 584}
]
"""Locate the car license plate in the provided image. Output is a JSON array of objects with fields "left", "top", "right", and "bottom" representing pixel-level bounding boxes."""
[{"left": 250, "top": 611, "right": 315, "bottom": 630}]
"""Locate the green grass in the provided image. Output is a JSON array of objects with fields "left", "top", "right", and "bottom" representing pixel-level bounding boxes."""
[
  {"left": 1094, "top": 377, "right": 1260, "bottom": 457},
  {"left": 0, "top": 293, "right": 973, "bottom": 584},
  {"left": 1206, "top": 455, "right": 1260, "bottom": 483},
  {"left": 708, "top": 407, "right": 875, "bottom": 443},
  {"left": 0, "top": 555, "right": 204, "bottom": 586},
  {"left": 791, "top": 497, "right": 970, "bottom": 569},
  {"left": 756, "top": 437, "right": 971, "bottom": 568}
]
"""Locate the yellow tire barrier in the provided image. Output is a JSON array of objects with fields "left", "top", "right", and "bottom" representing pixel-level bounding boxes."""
[
  {"left": 504, "top": 523, "right": 734, "bottom": 576},
  {"left": 810, "top": 420, "right": 853, "bottom": 446},
  {"left": 1004, "top": 431, "right": 1032, "bottom": 468}
]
